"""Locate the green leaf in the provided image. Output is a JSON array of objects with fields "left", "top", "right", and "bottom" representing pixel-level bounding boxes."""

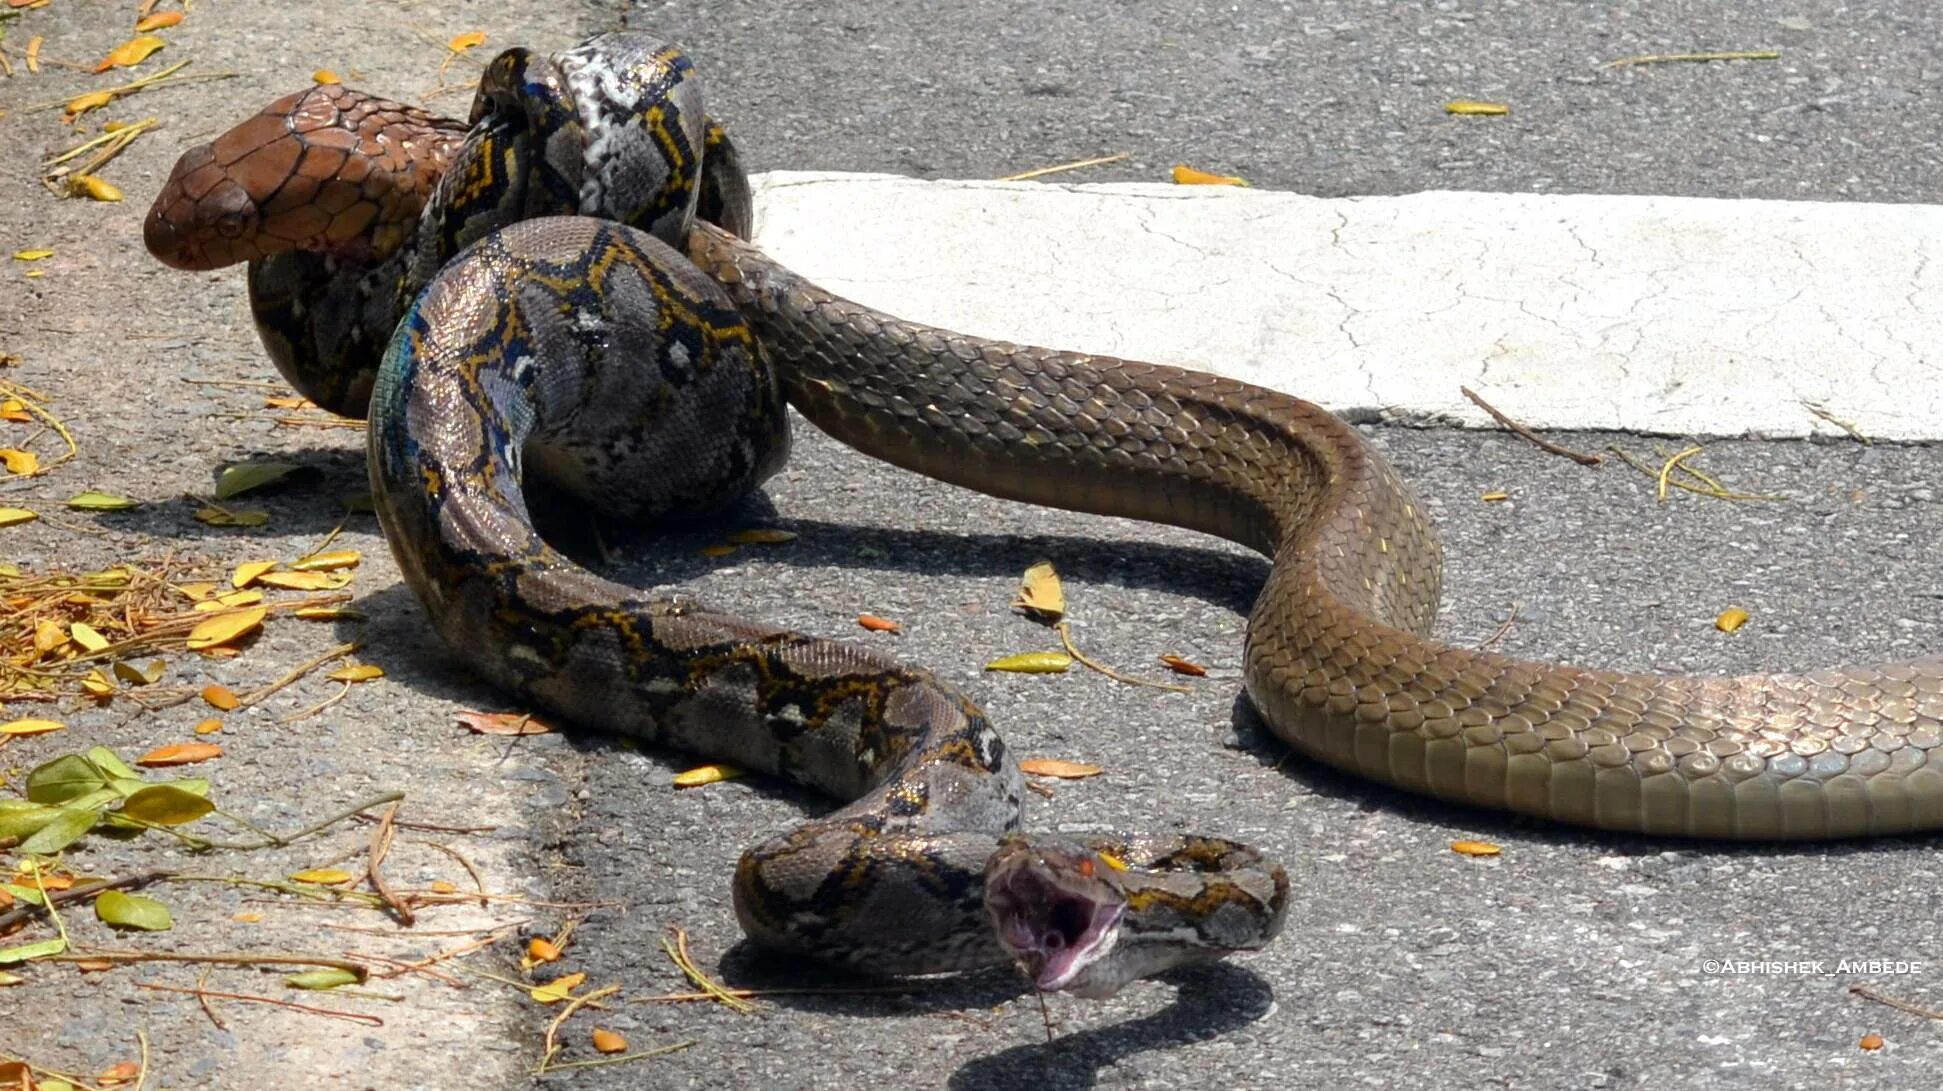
[
  {"left": 983, "top": 651, "right": 1074, "bottom": 674},
  {"left": 118, "top": 785, "right": 215, "bottom": 826},
  {"left": 65, "top": 490, "right": 139, "bottom": 511},
  {"left": 0, "top": 803, "right": 62, "bottom": 841},
  {"left": 0, "top": 937, "right": 67, "bottom": 963},
  {"left": 95, "top": 890, "right": 172, "bottom": 931},
  {"left": 19, "top": 806, "right": 98, "bottom": 853},
  {"left": 25, "top": 753, "right": 110, "bottom": 803},
  {"left": 2, "top": 884, "right": 45, "bottom": 906},
  {"left": 214, "top": 460, "right": 310, "bottom": 499},
  {"left": 285, "top": 968, "right": 361, "bottom": 990},
  {"left": 87, "top": 746, "right": 138, "bottom": 780}
]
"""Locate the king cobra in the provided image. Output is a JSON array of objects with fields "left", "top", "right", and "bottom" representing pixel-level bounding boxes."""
[{"left": 147, "top": 33, "right": 1943, "bottom": 989}]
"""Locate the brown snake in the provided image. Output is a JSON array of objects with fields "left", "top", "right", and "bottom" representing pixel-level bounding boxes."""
[{"left": 144, "top": 31, "right": 1943, "bottom": 992}]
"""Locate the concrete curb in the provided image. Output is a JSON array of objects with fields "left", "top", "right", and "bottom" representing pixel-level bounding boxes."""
[{"left": 750, "top": 171, "right": 1943, "bottom": 441}]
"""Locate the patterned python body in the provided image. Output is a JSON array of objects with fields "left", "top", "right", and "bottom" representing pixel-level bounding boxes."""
[
  {"left": 146, "top": 34, "right": 1286, "bottom": 996},
  {"left": 146, "top": 32, "right": 1943, "bottom": 984}
]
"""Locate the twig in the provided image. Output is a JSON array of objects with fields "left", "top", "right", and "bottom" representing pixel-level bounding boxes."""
[
  {"left": 280, "top": 680, "right": 353, "bottom": 723},
  {"left": 193, "top": 967, "right": 227, "bottom": 1030},
  {"left": 1055, "top": 621, "right": 1191, "bottom": 693},
  {"left": 366, "top": 799, "right": 414, "bottom": 925},
  {"left": 0, "top": 868, "right": 171, "bottom": 933},
  {"left": 534, "top": 1041, "right": 694, "bottom": 1073},
  {"left": 1850, "top": 983, "right": 1943, "bottom": 1020},
  {"left": 631, "top": 983, "right": 916, "bottom": 1003},
  {"left": 43, "top": 949, "right": 370, "bottom": 978},
  {"left": 1801, "top": 400, "right": 1872, "bottom": 444},
  {"left": 1604, "top": 50, "right": 1780, "bottom": 68},
  {"left": 1609, "top": 446, "right": 1782, "bottom": 502},
  {"left": 336, "top": 949, "right": 466, "bottom": 988},
  {"left": 359, "top": 922, "right": 524, "bottom": 981},
  {"left": 535, "top": 984, "right": 623, "bottom": 1073},
  {"left": 1477, "top": 604, "right": 1521, "bottom": 651},
  {"left": 998, "top": 153, "right": 1130, "bottom": 182},
  {"left": 661, "top": 926, "right": 754, "bottom": 1013},
  {"left": 134, "top": 981, "right": 384, "bottom": 1026},
  {"left": 414, "top": 839, "right": 489, "bottom": 907},
  {"left": 237, "top": 641, "right": 359, "bottom": 708},
  {"left": 1460, "top": 386, "right": 1602, "bottom": 466}
]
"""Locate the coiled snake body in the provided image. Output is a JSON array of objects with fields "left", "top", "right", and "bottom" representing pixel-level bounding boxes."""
[{"left": 148, "top": 33, "right": 1943, "bottom": 990}]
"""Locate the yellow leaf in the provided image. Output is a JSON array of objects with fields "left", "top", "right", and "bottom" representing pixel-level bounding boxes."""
[
  {"left": 288, "top": 868, "right": 354, "bottom": 885},
  {"left": 328, "top": 664, "right": 384, "bottom": 683},
  {"left": 96, "top": 35, "right": 166, "bottom": 71},
  {"left": 1012, "top": 560, "right": 1065, "bottom": 621},
  {"left": 1020, "top": 758, "right": 1104, "bottom": 779},
  {"left": 726, "top": 528, "right": 798, "bottom": 544},
  {"left": 176, "top": 582, "right": 218, "bottom": 601},
  {"left": 193, "top": 590, "right": 263, "bottom": 612},
  {"left": 1171, "top": 164, "right": 1249, "bottom": 187},
  {"left": 69, "top": 622, "right": 111, "bottom": 652},
  {"left": 135, "top": 741, "right": 222, "bottom": 767},
  {"left": 133, "top": 11, "right": 184, "bottom": 32},
  {"left": 984, "top": 651, "right": 1073, "bottom": 674},
  {"left": 80, "top": 669, "right": 114, "bottom": 697},
  {"left": 232, "top": 911, "right": 262, "bottom": 923},
  {"left": 64, "top": 90, "right": 117, "bottom": 119},
  {"left": 0, "top": 719, "right": 63, "bottom": 736},
  {"left": 66, "top": 491, "right": 138, "bottom": 511},
  {"left": 312, "top": 69, "right": 341, "bottom": 85},
  {"left": 1715, "top": 607, "right": 1749, "bottom": 633},
  {"left": 527, "top": 938, "right": 562, "bottom": 963},
  {"left": 528, "top": 971, "right": 586, "bottom": 1004},
  {"left": 185, "top": 606, "right": 267, "bottom": 650},
  {"left": 698, "top": 543, "right": 737, "bottom": 558},
  {"left": 71, "top": 175, "right": 124, "bottom": 203},
  {"left": 11, "top": 250, "right": 54, "bottom": 262},
  {"left": 230, "top": 560, "right": 276, "bottom": 589},
  {"left": 193, "top": 719, "right": 222, "bottom": 735},
  {"left": 255, "top": 570, "right": 352, "bottom": 591},
  {"left": 201, "top": 684, "right": 239, "bottom": 710},
  {"left": 33, "top": 619, "right": 66, "bottom": 652},
  {"left": 0, "top": 507, "right": 37, "bottom": 527},
  {"left": 294, "top": 605, "right": 365, "bottom": 621},
  {"left": 447, "top": 31, "right": 488, "bottom": 52},
  {"left": 289, "top": 549, "right": 361, "bottom": 572},
  {"left": 1451, "top": 840, "right": 1502, "bottom": 857},
  {"left": 429, "top": 879, "right": 457, "bottom": 894},
  {"left": 672, "top": 763, "right": 744, "bottom": 788},
  {"left": 591, "top": 1027, "right": 628, "bottom": 1054},
  {"left": 1480, "top": 490, "right": 1510, "bottom": 502},
  {"left": 1445, "top": 100, "right": 1510, "bottom": 116},
  {"left": 0, "top": 449, "right": 37, "bottom": 475}
]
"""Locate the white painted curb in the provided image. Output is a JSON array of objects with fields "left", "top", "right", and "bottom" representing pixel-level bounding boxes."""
[{"left": 749, "top": 171, "right": 1943, "bottom": 441}]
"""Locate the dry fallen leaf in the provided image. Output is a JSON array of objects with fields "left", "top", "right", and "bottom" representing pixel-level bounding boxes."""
[
  {"left": 673, "top": 762, "right": 744, "bottom": 788},
  {"left": 857, "top": 614, "right": 901, "bottom": 633},
  {"left": 698, "top": 543, "right": 737, "bottom": 558},
  {"left": 1715, "top": 607, "right": 1749, "bottom": 633},
  {"left": 328, "top": 664, "right": 384, "bottom": 683},
  {"left": 288, "top": 867, "right": 355, "bottom": 885},
  {"left": 1480, "top": 490, "right": 1510, "bottom": 503},
  {"left": 134, "top": 11, "right": 184, "bottom": 32},
  {"left": 1445, "top": 100, "right": 1510, "bottom": 115},
  {"left": 1158, "top": 654, "right": 1207, "bottom": 677},
  {"left": 447, "top": 31, "right": 488, "bottom": 52},
  {"left": 1020, "top": 758, "right": 1104, "bottom": 779},
  {"left": 0, "top": 507, "right": 38, "bottom": 527},
  {"left": 201, "top": 683, "right": 240, "bottom": 710},
  {"left": 591, "top": 1027, "right": 629, "bottom": 1054},
  {"left": 193, "top": 719, "right": 222, "bottom": 735},
  {"left": 527, "top": 938, "right": 562, "bottom": 963},
  {"left": 455, "top": 711, "right": 554, "bottom": 736},
  {"left": 186, "top": 606, "right": 267, "bottom": 650},
  {"left": 94, "top": 35, "right": 167, "bottom": 72},
  {"left": 136, "top": 741, "right": 222, "bottom": 767},
  {"left": 726, "top": 528, "right": 797, "bottom": 545},
  {"left": 529, "top": 971, "right": 586, "bottom": 1004},
  {"left": 1450, "top": 840, "right": 1502, "bottom": 857},
  {"left": 289, "top": 549, "right": 361, "bottom": 572},
  {"left": 1858, "top": 1033, "right": 1885, "bottom": 1051},
  {"left": 256, "top": 570, "right": 352, "bottom": 591},
  {"left": 1012, "top": 560, "right": 1065, "bottom": 622},
  {"left": 0, "top": 719, "right": 63, "bottom": 736},
  {"left": 1171, "top": 164, "right": 1249, "bottom": 187},
  {"left": 0, "top": 449, "right": 39, "bottom": 475},
  {"left": 312, "top": 69, "right": 341, "bottom": 85},
  {"left": 984, "top": 651, "right": 1073, "bottom": 674},
  {"left": 72, "top": 175, "right": 125, "bottom": 202}
]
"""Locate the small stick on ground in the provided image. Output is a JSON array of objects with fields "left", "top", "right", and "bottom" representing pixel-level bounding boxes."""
[
  {"left": 536, "top": 984, "right": 622, "bottom": 1074},
  {"left": 662, "top": 926, "right": 754, "bottom": 1013},
  {"left": 1055, "top": 622, "right": 1192, "bottom": 693},
  {"left": 0, "top": 868, "right": 172, "bottom": 933},
  {"left": 1851, "top": 983, "right": 1943, "bottom": 1020},
  {"left": 43, "top": 949, "right": 371, "bottom": 977},
  {"left": 194, "top": 967, "right": 227, "bottom": 1031},
  {"left": 366, "top": 799, "right": 415, "bottom": 926},
  {"left": 1604, "top": 50, "right": 1780, "bottom": 68},
  {"left": 998, "top": 153, "right": 1130, "bottom": 182},
  {"left": 135, "top": 981, "right": 384, "bottom": 1027},
  {"left": 1477, "top": 604, "right": 1521, "bottom": 651},
  {"left": 1801, "top": 400, "right": 1872, "bottom": 444},
  {"left": 1460, "top": 386, "right": 1602, "bottom": 466},
  {"left": 414, "top": 838, "right": 491, "bottom": 907}
]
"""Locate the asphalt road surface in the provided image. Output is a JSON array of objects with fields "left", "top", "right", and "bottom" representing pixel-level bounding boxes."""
[{"left": 0, "top": 2, "right": 1938, "bottom": 1088}]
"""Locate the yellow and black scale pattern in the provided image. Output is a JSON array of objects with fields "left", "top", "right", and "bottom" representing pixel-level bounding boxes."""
[{"left": 149, "top": 32, "right": 1289, "bottom": 995}]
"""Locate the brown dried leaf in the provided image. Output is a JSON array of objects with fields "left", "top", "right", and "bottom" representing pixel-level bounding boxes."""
[
  {"left": 454, "top": 711, "right": 553, "bottom": 736},
  {"left": 1012, "top": 560, "right": 1065, "bottom": 622},
  {"left": 1158, "top": 654, "right": 1207, "bottom": 677},
  {"left": 1020, "top": 758, "right": 1105, "bottom": 779},
  {"left": 857, "top": 614, "right": 901, "bottom": 633},
  {"left": 135, "top": 741, "right": 222, "bottom": 767},
  {"left": 1171, "top": 164, "right": 1249, "bottom": 186}
]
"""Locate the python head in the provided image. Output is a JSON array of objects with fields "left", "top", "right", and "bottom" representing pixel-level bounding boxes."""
[{"left": 983, "top": 833, "right": 1289, "bottom": 999}]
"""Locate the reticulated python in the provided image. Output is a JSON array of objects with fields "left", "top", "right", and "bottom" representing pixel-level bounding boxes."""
[{"left": 146, "top": 32, "right": 1943, "bottom": 991}]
